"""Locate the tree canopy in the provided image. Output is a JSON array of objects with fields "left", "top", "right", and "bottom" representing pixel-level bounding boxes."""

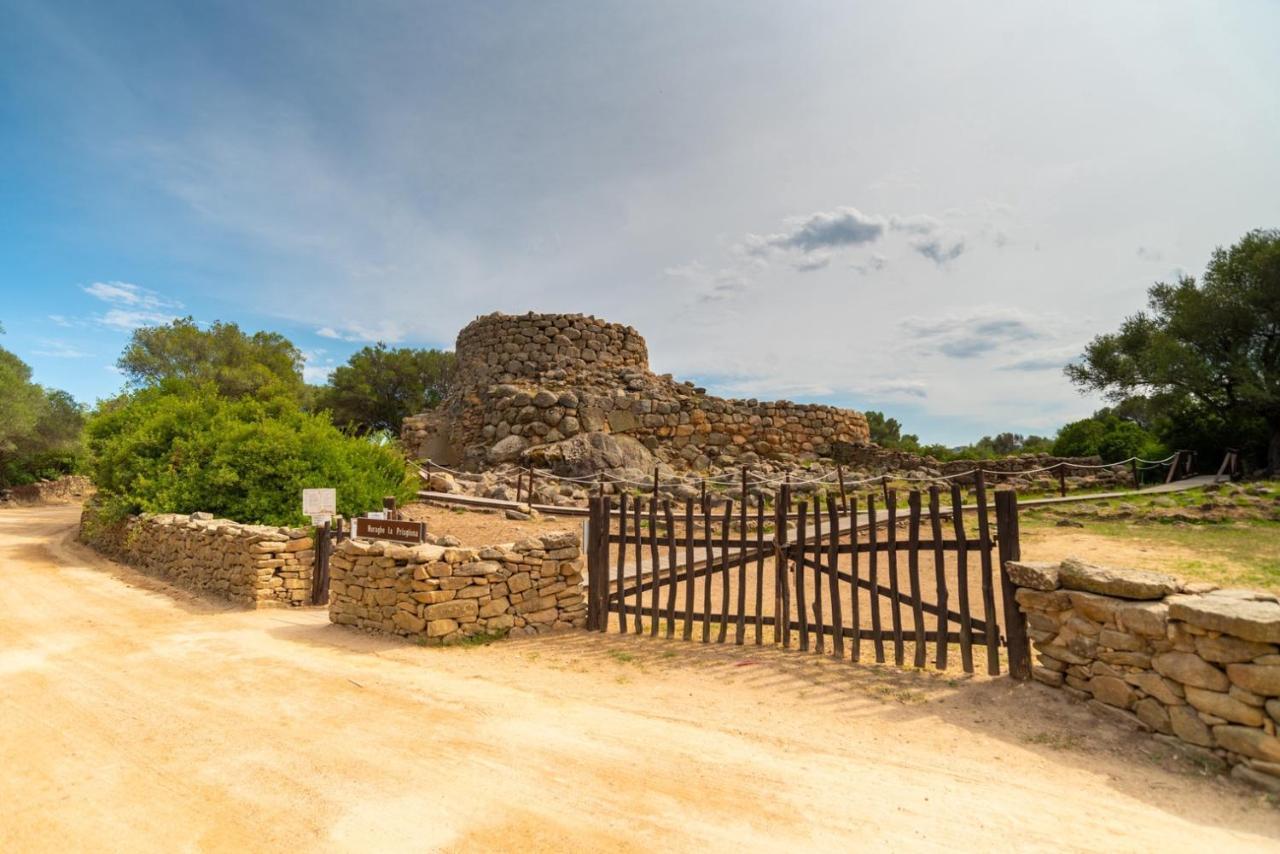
[
  {"left": 0, "top": 339, "right": 85, "bottom": 487},
  {"left": 118, "top": 317, "right": 306, "bottom": 402},
  {"left": 1067, "top": 228, "right": 1280, "bottom": 472},
  {"left": 316, "top": 344, "right": 455, "bottom": 434}
]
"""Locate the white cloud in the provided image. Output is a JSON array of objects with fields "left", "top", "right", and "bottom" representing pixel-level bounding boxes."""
[
  {"left": 81, "top": 281, "right": 182, "bottom": 331},
  {"left": 902, "top": 309, "right": 1047, "bottom": 359},
  {"left": 32, "top": 339, "right": 91, "bottom": 358},
  {"left": 315, "top": 322, "right": 405, "bottom": 343}
]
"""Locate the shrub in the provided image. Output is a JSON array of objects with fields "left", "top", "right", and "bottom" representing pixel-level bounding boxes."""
[{"left": 86, "top": 382, "right": 416, "bottom": 525}]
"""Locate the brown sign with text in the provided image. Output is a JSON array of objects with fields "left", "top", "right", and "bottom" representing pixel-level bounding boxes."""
[{"left": 353, "top": 517, "right": 426, "bottom": 544}]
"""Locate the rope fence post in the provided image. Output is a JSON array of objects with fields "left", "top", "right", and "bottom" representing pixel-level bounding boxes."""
[
  {"left": 1057, "top": 462, "right": 1067, "bottom": 498},
  {"left": 836, "top": 462, "right": 848, "bottom": 512}
]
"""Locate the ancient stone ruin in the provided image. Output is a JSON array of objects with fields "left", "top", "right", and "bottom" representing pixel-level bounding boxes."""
[{"left": 403, "top": 311, "right": 871, "bottom": 474}]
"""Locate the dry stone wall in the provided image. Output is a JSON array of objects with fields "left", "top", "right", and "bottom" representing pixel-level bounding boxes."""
[
  {"left": 327, "top": 530, "right": 586, "bottom": 644},
  {"left": 1009, "top": 557, "right": 1280, "bottom": 792},
  {"left": 403, "top": 312, "right": 870, "bottom": 471},
  {"left": 80, "top": 504, "right": 314, "bottom": 607}
]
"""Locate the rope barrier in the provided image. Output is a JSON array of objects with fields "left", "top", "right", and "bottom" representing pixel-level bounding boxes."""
[{"left": 419, "top": 452, "right": 1180, "bottom": 493}]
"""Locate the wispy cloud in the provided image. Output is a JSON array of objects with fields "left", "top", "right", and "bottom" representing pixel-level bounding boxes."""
[
  {"left": 740, "top": 206, "right": 967, "bottom": 268},
  {"left": 32, "top": 339, "right": 91, "bottom": 358},
  {"left": 315, "top": 321, "right": 405, "bottom": 343},
  {"left": 903, "top": 309, "right": 1046, "bottom": 359},
  {"left": 998, "top": 346, "right": 1083, "bottom": 372},
  {"left": 82, "top": 280, "right": 182, "bottom": 330}
]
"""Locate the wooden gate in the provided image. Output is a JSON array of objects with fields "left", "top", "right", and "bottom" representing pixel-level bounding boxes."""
[{"left": 584, "top": 474, "right": 1030, "bottom": 677}]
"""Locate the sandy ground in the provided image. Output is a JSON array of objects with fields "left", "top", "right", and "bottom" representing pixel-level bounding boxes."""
[
  {"left": 398, "top": 502, "right": 581, "bottom": 545},
  {"left": 4, "top": 505, "right": 1280, "bottom": 852}
]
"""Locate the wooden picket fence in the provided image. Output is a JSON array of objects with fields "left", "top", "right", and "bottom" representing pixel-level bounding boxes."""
[{"left": 584, "top": 475, "right": 1031, "bottom": 678}]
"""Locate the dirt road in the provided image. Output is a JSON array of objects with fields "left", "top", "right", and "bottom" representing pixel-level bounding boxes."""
[{"left": 3, "top": 505, "right": 1279, "bottom": 852}]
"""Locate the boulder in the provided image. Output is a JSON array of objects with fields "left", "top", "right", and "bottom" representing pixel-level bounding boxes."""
[
  {"left": 1167, "top": 595, "right": 1280, "bottom": 643},
  {"left": 487, "top": 435, "right": 529, "bottom": 465},
  {"left": 1058, "top": 557, "right": 1178, "bottom": 600},
  {"left": 525, "top": 431, "right": 671, "bottom": 479}
]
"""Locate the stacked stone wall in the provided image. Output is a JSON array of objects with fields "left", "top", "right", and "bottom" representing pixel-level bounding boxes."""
[
  {"left": 327, "top": 530, "right": 586, "bottom": 644},
  {"left": 79, "top": 504, "right": 314, "bottom": 607},
  {"left": 404, "top": 312, "right": 870, "bottom": 469},
  {"left": 1009, "top": 557, "right": 1280, "bottom": 791}
]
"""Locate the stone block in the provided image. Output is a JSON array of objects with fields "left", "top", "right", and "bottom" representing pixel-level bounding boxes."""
[
  {"left": 1226, "top": 664, "right": 1280, "bottom": 697},
  {"left": 1195, "top": 634, "right": 1277, "bottom": 664},
  {"left": 1089, "top": 676, "right": 1135, "bottom": 709},
  {"left": 1098, "top": 629, "right": 1142, "bottom": 651},
  {"left": 1184, "top": 686, "right": 1266, "bottom": 726},
  {"left": 1134, "top": 697, "right": 1172, "bottom": 734},
  {"left": 1059, "top": 557, "right": 1177, "bottom": 600},
  {"left": 1168, "top": 705, "right": 1215, "bottom": 747},
  {"left": 426, "top": 618, "right": 459, "bottom": 638},
  {"left": 1152, "top": 652, "right": 1229, "bottom": 691},
  {"left": 424, "top": 599, "right": 479, "bottom": 621},
  {"left": 1005, "top": 560, "right": 1060, "bottom": 591},
  {"left": 1213, "top": 726, "right": 1280, "bottom": 762},
  {"left": 1167, "top": 595, "right": 1280, "bottom": 643},
  {"left": 1116, "top": 602, "right": 1169, "bottom": 638}
]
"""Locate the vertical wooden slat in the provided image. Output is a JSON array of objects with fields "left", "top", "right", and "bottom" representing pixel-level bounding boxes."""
[
  {"left": 718, "top": 501, "right": 732, "bottom": 643},
  {"left": 906, "top": 491, "right": 927, "bottom": 668},
  {"left": 663, "top": 500, "right": 677, "bottom": 637},
  {"left": 848, "top": 496, "right": 861, "bottom": 663},
  {"left": 867, "top": 495, "right": 884, "bottom": 663},
  {"left": 929, "top": 486, "right": 949, "bottom": 668},
  {"left": 776, "top": 485, "right": 792, "bottom": 648},
  {"left": 886, "top": 490, "right": 905, "bottom": 666},
  {"left": 616, "top": 493, "right": 628, "bottom": 634},
  {"left": 649, "top": 497, "right": 660, "bottom": 638},
  {"left": 682, "top": 498, "right": 695, "bottom": 641},
  {"left": 796, "top": 501, "right": 810, "bottom": 652},
  {"left": 754, "top": 496, "right": 765, "bottom": 645},
  {"left": 811, "top": 496, "right": 825, "bottom": 654},
  {"left": 996, "top": 490, "right": 1031, "bottom": 680},
  {"left": 974, "top": 471, "right": 1001, "bottom": 676},
  {"left": 702, "top": 497, "right": 714, "bottom": 642},
  {"left": 633, "top": 497, "right": 644, "bottom": 635},
  {"left": 597, "top": 497, "right": 611, "bottom": 632},
  {"left": 826, "top": 495, "right": 844, "bottom": 658},
  {"left": 949, "top": 483, "right": 974, "bottom": 673},
  {"left": 735, "top": 482, "right": 748, "bottom": 645},
  {"left": 585, "top": 498, "right": 597, "bottom": 631}
]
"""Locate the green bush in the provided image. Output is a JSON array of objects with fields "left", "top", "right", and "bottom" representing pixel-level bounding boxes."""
[
  {"left": 1052, "top": 411, "right": 1166, "bottom": 463},
  {"left": 86, "top": 382, "right": 416, "bottom": 525}
]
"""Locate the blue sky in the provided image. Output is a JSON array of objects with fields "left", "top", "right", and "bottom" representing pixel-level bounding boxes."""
[{"left": 3, "top": 1, "right": 1278, "bottom": 445}]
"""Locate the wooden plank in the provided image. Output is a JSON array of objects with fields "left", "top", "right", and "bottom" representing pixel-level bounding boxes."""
[
  {"left": 649, "top": 497, "right": 660, "bottom": 638},
  {"left": 585, "top": 498, "right": 597, "bottom": 630},
  {"left": 702, "top": 498, "right": 713, "bottom": 643},
  {"left": 754, "top": 497, "right": 765, "bottom": 645},
  {"left": 929, "top": 486, "right": 949, "bottom": 669},
  {"left": 826, "top": 495, "right": 844, "bottom": 658},
  {"left": 718, "top": 501, "right": 732, "bottom": 643},
  {"left": 796, "top": 501, "right": 810, "bottom": 652},
  {"left": 682, "top": 499, "right": 695, "bottom": 641},
  {"left": 812, "top": 495, "right": 825, "bottom": 654},
  {"left": 848, "top": 496, "right": 861, "bottom": 663},
  {"left": 735, "top": 481, "right": 747, "bottom": 646},
  {"left": 907, "top": 491, "right": 927, "bottom": 668},
  {"left": 867, "top": 495, "right": 885, "bottom": 663},
  {"left": 621, "top": 605, "right": 988, "bottom": 644},
  {"left": 974, "top": 471, "right": 1001, "bottom": 676},
  {"left": 792, "top": 555, "right": 990, "bottom": 635},
  {"left": 996, "top": 490, "right": 1031, "bottom": 680},
  {"left": 616, "top": 494, "right": 628, "bottom": 634},
  {"left": 886, "top": 491, "right": 905, "bottom": 666},
  {"left": 776, "top": 485, "right": 792, "bottom": 648},
  {"left": 950, "top": 483, "right": 974, "bottom": 673},
  {"left": 663, "top": 500, "right": 677, "bottom": 637},
  {"left": 633, "top": 498, "right": 644, "bottom": 635}
]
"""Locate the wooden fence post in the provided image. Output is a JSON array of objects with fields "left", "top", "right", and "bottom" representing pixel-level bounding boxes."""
[
  {"left": 836, "top": 463, "right": 848, "bottom": 511},
  {"left": 1130, "top": 458, "right": 1140, "bottom": 488},
  {"left": 527, "top": 466, "right": 536, "bottom": 506},
  {"left": 1057, "top": 463, "right": 1067, "bottom": 497},
  {"left": 383, "top": 496, "right": 397, "bottom": 520},
  {"left": 995, "top": 490, "right": 1030, "bottom": 680}
]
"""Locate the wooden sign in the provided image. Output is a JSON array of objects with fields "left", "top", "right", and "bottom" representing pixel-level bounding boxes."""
[{"left": 353, "top": 517, "right": 426, "bottom": 544}]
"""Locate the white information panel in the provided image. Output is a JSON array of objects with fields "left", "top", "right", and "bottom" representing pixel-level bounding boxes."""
[{"left": 302, "top": 488, "right": 336, "bottom": 516}]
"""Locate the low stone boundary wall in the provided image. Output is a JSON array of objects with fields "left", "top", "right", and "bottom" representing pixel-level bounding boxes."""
[
  {"left": 79, "top": 504, "right": 314, "bottom": 607},
  {"left": 1009, "top": 557, "right": 1280, "bottom": 792},
  {"left": 327, "top": 531, "right": 587, "bottom": 644}
]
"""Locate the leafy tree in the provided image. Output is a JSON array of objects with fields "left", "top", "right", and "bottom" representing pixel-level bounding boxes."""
[
  {"left": 864, "top": 410, "right": 919, "bottom": 450},
  {"left": 0, "top": 343, "right": 85, "bottom": 486},
  {"left": 1053, "top": 410, "right": 1165, "bottom": 463},
  {"left": 118, "top": 317, "right": 305, "bottom": 402},
  {"left": 316, "top": 344, "right": 455, "bottom": 434},
  {"left": 86, "top": 382, "right": 416, "bottom": 524},
  {"left": 1068, "top": 229, "right": 1280, "bottom": 473}
]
